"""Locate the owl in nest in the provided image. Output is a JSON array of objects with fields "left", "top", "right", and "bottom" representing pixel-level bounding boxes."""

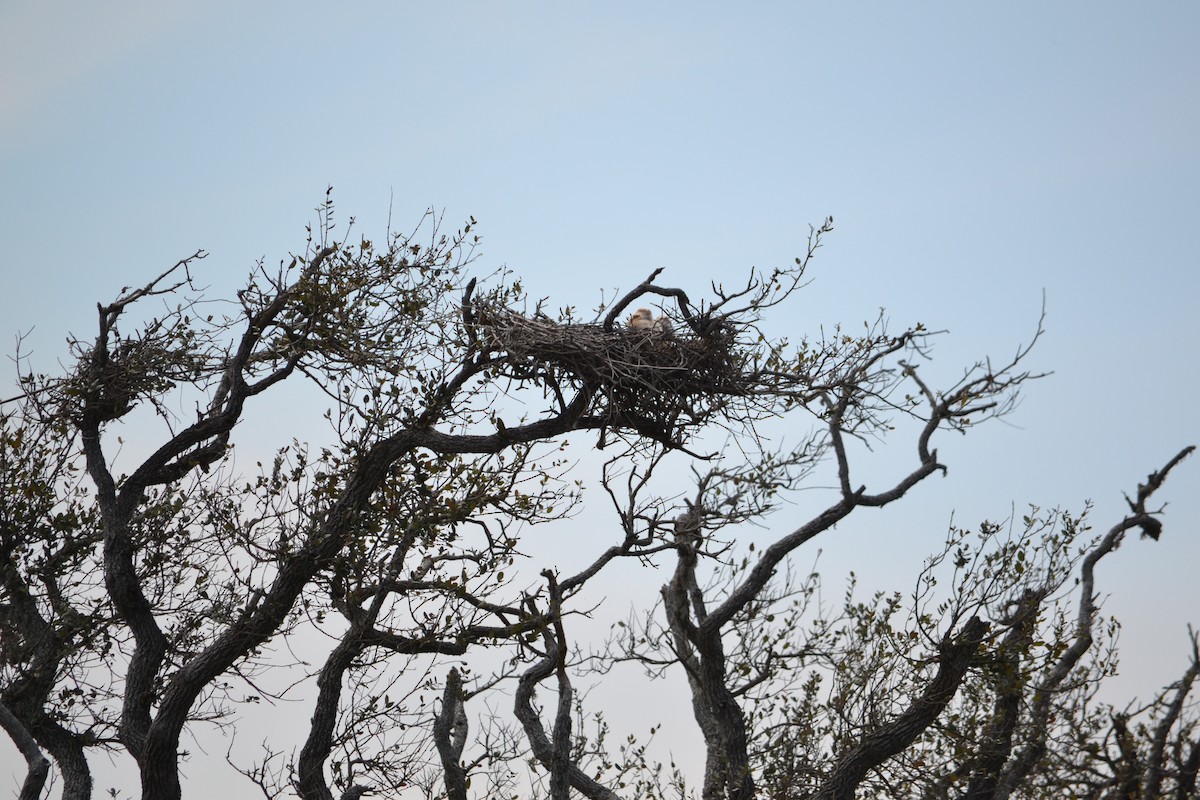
[
  {"left": 628, "top": 307, "right": 673, "bottom": 335},
  {"left": 628, "top": 308, "right": 655, "bottom": 330}
]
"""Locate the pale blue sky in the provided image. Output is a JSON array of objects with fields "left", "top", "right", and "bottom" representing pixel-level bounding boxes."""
[{"left": 2, "top": 1, "right": 1198, "bottom": 794}]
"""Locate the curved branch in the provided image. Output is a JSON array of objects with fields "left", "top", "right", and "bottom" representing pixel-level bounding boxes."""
[
  {"left": 514, "top": 579, "right": 625, "bottom": 800},
  {"left": 814, "top": 616, "right": 989, "bottom": 800},
  {"left": 602, "top": 268, "right": 696, "bottom": 332},
  {"left": 995, "top": 446, "right": 1195, "bottom": 799},
  {"left": 0, "top": 702, "right": 50, "bottom": 800}
]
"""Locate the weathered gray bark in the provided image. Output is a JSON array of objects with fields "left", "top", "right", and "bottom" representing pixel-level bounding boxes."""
[
  {"left": 991, "top": 447, "right": 1196, "bottom": 800},
  {"left": 515, "top": 575, "right": 624, "bottom": 800},
  {"left": 434, "top": 668, "right": 470, "bottom": 800},
  {"left": 655, "top": 333, "right": 1038, "bottom": 800},
  {"left": 75, "top": 248, "right": 604, "bottom": 800},
  {"left": 0, "top": 701, "right": 49, "bottom": 800},
  {"left": 960, "top": 591, "right": 1046, "bottom": 800},
  {"left": 1145, "top": 634, "right": 1199, "bottom": 799},
  {"left": 0, "top": 535, "right": 94, "bottom": 800},
  {"left": 813, "top": 616, "right": 989, "bottom": 800},
  {"left": 663, "top": 513, "right": 755, "bottom": 800}
]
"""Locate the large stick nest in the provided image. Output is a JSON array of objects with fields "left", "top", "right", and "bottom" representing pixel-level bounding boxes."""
[
  {"left": 66, "top": 337, "right": 201, "bottom": 423},
  {"left": 473, "top": 304, "right": 746, "bottom": 445}
]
